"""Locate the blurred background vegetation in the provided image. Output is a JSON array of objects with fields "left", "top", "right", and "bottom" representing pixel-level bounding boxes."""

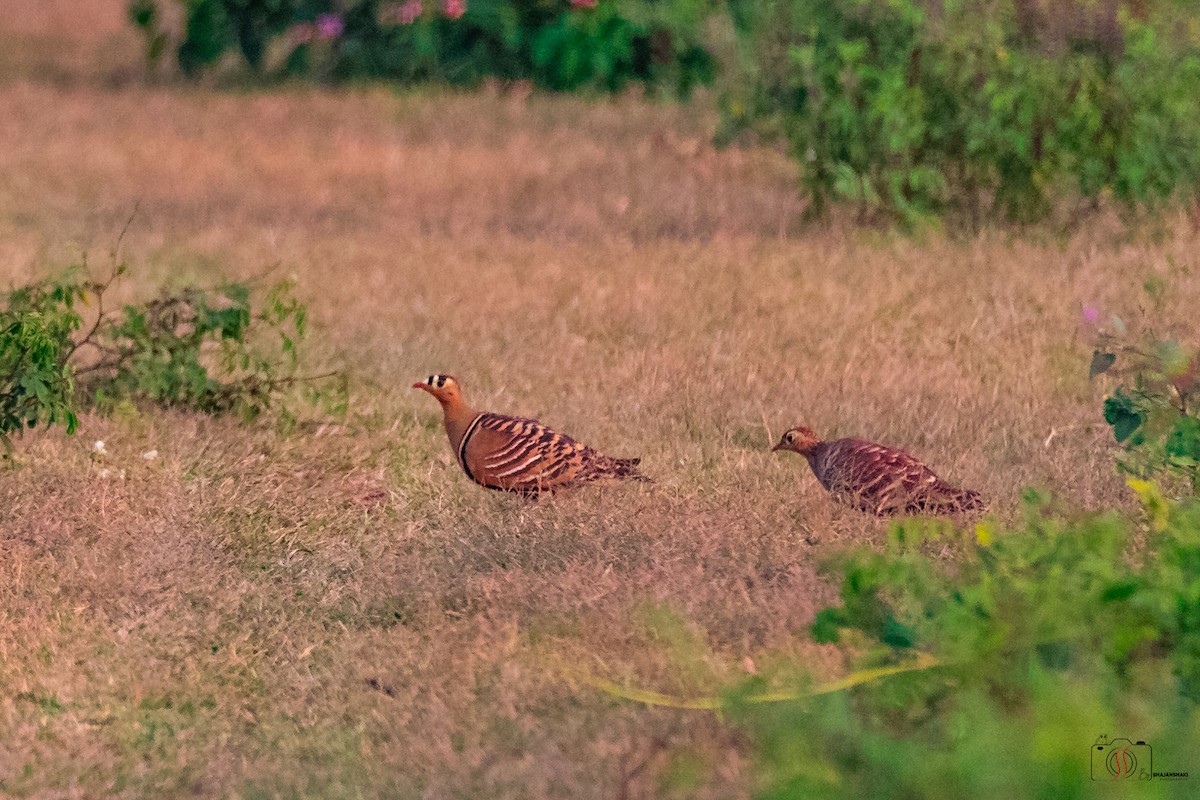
[
  {"left": 129, "top": 0, "right": 724, "bottom": 93},
  {"left": 130, "top": 0, "right": 1200, "bottom": 229}
]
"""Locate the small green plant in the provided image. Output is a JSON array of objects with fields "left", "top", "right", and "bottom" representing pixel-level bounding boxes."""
[
  {"left": 0, "top": 277, "right": 85, "bottom": 450},
  {"left": 1089, "top": 301, "right": 1198, "bottom": 494},
  {"left": 0, "top": 261, "right": 340, "bottom": 449}
]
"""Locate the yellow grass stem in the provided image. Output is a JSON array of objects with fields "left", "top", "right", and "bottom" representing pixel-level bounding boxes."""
[{"left": 553, "top": 652, "right": 942, "bottom": 710}]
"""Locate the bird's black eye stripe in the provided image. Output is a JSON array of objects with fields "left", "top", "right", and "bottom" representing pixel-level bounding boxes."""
[{"left": 436, "top": 376, "right": 447, "bottom": 388}]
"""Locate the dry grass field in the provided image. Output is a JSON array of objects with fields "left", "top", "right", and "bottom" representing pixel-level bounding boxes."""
[{"left": 2, "top": 2, "right": 1199, "bottom": 798}]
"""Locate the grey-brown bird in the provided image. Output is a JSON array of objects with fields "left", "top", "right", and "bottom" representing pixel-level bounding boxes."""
[
  {"left": 772, "top": 426, "right": 982, "bottom": 516},
  {"left": 413, "top": 374, "right": 649, "bottom": 495}
]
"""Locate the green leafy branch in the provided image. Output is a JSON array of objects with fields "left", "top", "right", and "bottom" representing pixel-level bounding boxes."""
[{"left": 1, "top": 261, "right": 343, "bottom": 451}]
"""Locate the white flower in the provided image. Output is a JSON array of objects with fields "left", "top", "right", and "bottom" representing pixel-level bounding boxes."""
[
  {"left": 98, "top": 467, "right": 111, "bottom": 478},
  {"left": 142, "top": 450, "right": 158, "bottom": 461},
  {"left": 92, "top": 440, "right": 107, "bottom": 454}
]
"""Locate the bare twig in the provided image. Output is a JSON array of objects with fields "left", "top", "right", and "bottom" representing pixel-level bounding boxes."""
[
  {"left": 272, "top": 369, "right": 343, "bottom": 386},
  {"left": 71, "top": 358, "right": 127, "bottom": 377},
  {"left": 64, "top": 250, "right": 129, "bottom": 363},
  {"left": 110, "top": 201, "right": 141, "bottom": 266},
  {"left": 64, "top": 303, "right": 116, "bottom": 362}
]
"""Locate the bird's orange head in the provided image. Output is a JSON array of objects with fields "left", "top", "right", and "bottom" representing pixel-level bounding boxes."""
[
  {"left": 412, "top": 373, "right": 466, "bottom": 406},
  {"left": 772, "top": 426, "right": 821, "bottom": 455}
]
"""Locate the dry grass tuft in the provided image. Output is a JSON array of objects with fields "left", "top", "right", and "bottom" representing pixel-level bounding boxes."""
[{"left": 2, "top": 2, "right": 1199, "bottom": 797}]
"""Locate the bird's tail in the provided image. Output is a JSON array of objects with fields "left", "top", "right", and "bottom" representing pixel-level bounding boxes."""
[
  {"left": 610, "top": 456, "right": 653, "bottom": 483},
  {"left": 954, "top": 487, "right": 984, "bottom": 512}
]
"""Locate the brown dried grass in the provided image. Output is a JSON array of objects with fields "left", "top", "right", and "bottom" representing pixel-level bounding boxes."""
[{"left": 2, "top": 2, "right": 1199, "bottom": 797}]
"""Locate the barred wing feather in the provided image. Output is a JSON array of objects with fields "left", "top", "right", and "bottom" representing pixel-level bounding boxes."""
[
  {"left": 814, "top": 439, "right": 982, "bottom": 516},
  {"left": 461, "top": 413, "right": 647, "bottom": 495}
]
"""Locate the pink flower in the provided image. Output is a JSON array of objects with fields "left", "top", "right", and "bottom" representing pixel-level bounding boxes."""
[
  {"left": 443, "top": 0, "right": 465, "bottom": 19},
  {"left": 571, "top": 0, "right": 597, "bottom": 7},
  {"left": 393, "top": 0, "right": 422, "bottom": 24},
  {"left": 316, "top": 13, "right": 344, "bottom": 40},
  {"left": 1082, "top": 305, "right": 1101, "bottom": 326}
]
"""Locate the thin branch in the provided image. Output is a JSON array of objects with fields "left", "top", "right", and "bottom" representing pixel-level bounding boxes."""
[
  {"left": 64, "top": 251, "right": 129, "bottom": 363},
  {"left": 270, "top": 369, "right": 343, "bottom": 387},
  {"left": 70, "top": 339, "right": 124, "bottom": 358},
  {"left": 71, "top": 358, "right": 126, "bottom": 377},
  {"left": 110, "top": 201, "right": 141, "bottom": 267},
  {"left": 236, "top": 261, "right": 287, "bottom": 291},
  {"left": 64, "top": 306, "right": 116, "bottom": 362}
]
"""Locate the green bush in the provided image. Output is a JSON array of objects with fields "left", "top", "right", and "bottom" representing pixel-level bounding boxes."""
[
  {"left": 721, "top": 0, "right": 1200, "bottom": 227},
  {"left": 0, "top": 263, "right": 339, "bottom": 449},
  {"left": 727, "top": 490, "right": 1200, "bottom": 797},
  {"left": 0, "top": 279, "right": 84, "bottom": 450},
  {"left": 1089, "top": 298, "right": 1198, "bottom": 495},
  {"left": 129, "top": 0, "right": 719, "bottom": 95}
]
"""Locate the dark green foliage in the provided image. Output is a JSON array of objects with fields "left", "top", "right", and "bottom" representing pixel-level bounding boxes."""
[
  {"left": 0, "top": 263, "right": 338, "bottom": 448},
  {"left": 1104, "top": 388, "right": 1146, "bottom": 445},
  {"left": 129, "top": 0, "right": 719, "bottom": 95},
  {"left": 1091, "top": 308, "right": 1198, "bottom": 494},
  {"left": 0, "top": 272, "right": 87, "bottom": 450},
  {"left": 722, "top": 0, "right": 1200, "bottom": 227},
  {"left": 128, "top": 0, "right": 170, "bottom": 63},
  {"left": 728, "top": 495, "right": 1200, "bottom": 798},
  {"left": 179, "top": 0, "right": 232, "bottom": 74}
]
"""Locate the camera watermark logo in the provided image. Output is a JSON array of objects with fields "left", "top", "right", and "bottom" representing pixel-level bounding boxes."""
[
  {"left": 1092, "top": 736, "right": 1152, "bottom": 781},
  {"left": 1091, "top": 735, "right": 1189, "bottom": 782}
]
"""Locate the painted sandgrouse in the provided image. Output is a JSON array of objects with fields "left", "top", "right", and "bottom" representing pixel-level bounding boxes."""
[
  {"left": 413, "top": 374, "right": 649, "bottom": 495},
  {"left": 772, "top": 426, "right": 982, "bottom": 516}
]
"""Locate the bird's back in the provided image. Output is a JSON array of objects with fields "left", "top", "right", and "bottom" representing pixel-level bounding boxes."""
[
  {"left": 810, "top": 438, "right": 981, "bottom": 516},
  {"left": 459, "top": 412, "right": 646, "bottom": 495}
]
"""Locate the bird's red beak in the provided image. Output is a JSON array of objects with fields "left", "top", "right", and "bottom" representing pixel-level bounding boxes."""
[
  {"left": 771, "top": 442, "right": 783, "bottom": 452},
  {"left": 412, "top": 382, "right": 428, "bottom": 391}
]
